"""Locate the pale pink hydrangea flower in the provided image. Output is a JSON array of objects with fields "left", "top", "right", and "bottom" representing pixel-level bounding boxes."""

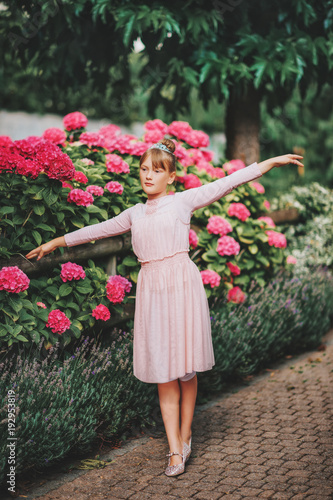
[
  {"left": 86, "top": 185, "right": 104, "bottom": 196},
  {"left": 60, "top": 262, "right": 86, "bottom": 282},
  {"left": 217, "top": 236, "right": 240, "bottom": 256},
  {"left": 105, "top": 153, "right": 130, "bottom": 174},
  {"left": 0, "top": 266, "right": 30, "bottom": 293},
  {"left": 46, "top": 309, "right": 71, "bottom": 334},
  {"left": 226, "top": 262, "right": 241, "bottom": 276},
  {"left": 189, "top": 229, "right": 198, "bottom": 248},
  {"left": 223, "top": 159, "right": 246, "bottom": 174},
  {"left": 286, "top": 255, "right": 297, "bottom": 264},
  {"left": 228, "top": 202, "right": 251, "bottom": 222},
  {"left": 251, "top": 181, "right": 265, "bottom": 193},
  {"left": 105, "top": 181, "right": 124, "bottom": 195},
  {"left": 67, "top": 188, "right": 94, "bottom": 207},
  {"left": 92, "top": 304, "right": 111, "bottom": 321},
  {"left": 37, "top": 302, "right": 47, "bottom": 309},
  {"left": 207, "top": 216, "right": 232, "bottom": 236},
  {"left": 266, "top": 230, "right": 287, "bottom": 249},
  {"left": 258, "top": 216, "right": 276, "bottom": 228},
  {"left": 227, "top": 286, "right": 246, "bottom": 303},
  {"left": 106, "top": 275, "right": 132, "bottom": 304},
  {"left": 42, "top": 128, "right": 67, "bottom": 146},
  {"left": 73, "top": 171, "right": 88, "bottom": 184},
  {"left": 99, "top": 124, "right": 121, "bottom": 138},
  {"left": 81, "top": 158, "right": 95, "bottom": 166},
  {"left": 184, "top": 174, "right": 202, "bottom": 189},
  {"left": 200, "top": 269, "right": 221, "bottom": 288},
  {"left": 63, "top": 111, "right": 88, "bottom": 131},
  {"left": 263, "top": 200, "right": 271, "bottom": 210}
]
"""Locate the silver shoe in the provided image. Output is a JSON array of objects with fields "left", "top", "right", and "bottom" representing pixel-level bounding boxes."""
[
  {"left": 165, "top": 445, "right": 186, "bottom": 476},
  {"left": 183, "top": 437, "right": 192, "bottom": 463}
]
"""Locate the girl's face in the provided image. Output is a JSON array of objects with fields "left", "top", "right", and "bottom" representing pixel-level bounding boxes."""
[{"left": 139, "top": 155, "right": 176, "bottom": 200}]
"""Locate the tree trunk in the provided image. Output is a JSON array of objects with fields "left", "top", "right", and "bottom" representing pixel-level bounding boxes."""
[{"left": 226, "top": 83, "right": 261, "bottom": 165}]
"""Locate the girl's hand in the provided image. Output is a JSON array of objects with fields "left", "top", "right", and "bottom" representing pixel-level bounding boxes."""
[
  {"left": 258, "top": 154, "right": 304, "bottom": 174},
  {"left": 25, "top": 236, "right": 66, "bottom": 261}
]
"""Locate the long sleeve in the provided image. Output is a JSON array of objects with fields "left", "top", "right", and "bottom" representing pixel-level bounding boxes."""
[
  {"left": 175, "top": 162, "right": 263, "bottom": 221},
  {"left": 64, "top": 205, "right": 134, "bottom": 247}
]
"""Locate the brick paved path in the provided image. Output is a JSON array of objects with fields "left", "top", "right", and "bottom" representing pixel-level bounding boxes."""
[{"left": 21, "top": 331, "right": 333, "bottom": 499}]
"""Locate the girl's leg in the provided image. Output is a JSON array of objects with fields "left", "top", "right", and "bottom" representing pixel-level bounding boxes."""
[
  {"left": 157, "top": 380, "right": 184, "bottom": 466},
  {"left": 179, "top": 374, "right": 197, "bottom": 445}
]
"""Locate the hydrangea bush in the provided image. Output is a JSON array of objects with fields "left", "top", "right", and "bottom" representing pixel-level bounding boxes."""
[{"left": 0, "top": 112, "right": 290, "bottom": 348}]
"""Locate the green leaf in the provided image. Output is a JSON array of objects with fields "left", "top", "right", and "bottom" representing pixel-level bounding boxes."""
[
  {"left": 59, "top": 284, "right": 73, "bottom": 297},
  {"left": 31, "top": 230, "right": 42, "bottom": 246},
  {"left": 122, "top": 256, "right": 138, "bottom": 267},
  {"left": 256, "top": 232, "right": 268, "bottom": 243},
  {"left": 248, "top": 244, "right": 258, "bottom": 255},
  {"left": 0, "top": 206, "right": 15, "bottom": 215},
  {"left": 16, "top": 335, "right": 28, "bottom": 342},
  {"left": 33, "top": 204, "right": 45, "bottom": 216}
]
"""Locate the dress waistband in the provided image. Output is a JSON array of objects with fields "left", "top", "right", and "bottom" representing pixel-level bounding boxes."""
[{"left": 139, "top": 251, "right": 189, "bottom": 269}]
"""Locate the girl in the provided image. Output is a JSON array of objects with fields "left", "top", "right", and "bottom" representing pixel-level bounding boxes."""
[{"left": 26, "top": 138, "right": 303, "bottom": 477}]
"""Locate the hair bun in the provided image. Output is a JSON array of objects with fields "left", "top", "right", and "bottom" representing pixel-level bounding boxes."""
[{"left": 161, "top": 138, "right": 176, "bottom": 154}]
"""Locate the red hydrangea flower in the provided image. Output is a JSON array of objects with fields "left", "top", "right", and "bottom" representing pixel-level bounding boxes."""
[
  {"left": 189, "top": 229, "right": 198, "bottom": 248},
  {"left": 73, "top": 171, "right": 88, "bottom": 184},
  {"left": 0, "top": 266, "right": 30, "bottom": 293},
  {"left": 227, "top": 286, "right": 246, "bottom": 303},
  {"left": 92, "top": 304, "right": 111, "bottom": 321},
  {"left": 183, "top": 130, "right": 210, "bottom": 148},
  {"left": 13, "top": 138, "right": 39, "bottom": 157},
  {"left": 105, "top": 154, "right": 130, "bottom": 174},
  {"left": 60, "top": 262, "right": 86, "bottom": 282},
  {"left": 15, "top": 159, "right": 42, "bottom": 179},
  {"left": 266, "top": 230, "right": 287, "bottom": 249},
  {"left": 0, "top": 136, "right": 13, "bottom": 148},
  {"left": 184, "top": 174, "right": 202, "bottom": 189},
  {"left": 258, "top": 216, "right": 276, "bottom": 228},
  {"left": 217, "top": 236, "right": 240, "bottom": 256},
  {"left": 207, "top": 216, "right": 232, "bottom": 236},
  {"left": 86, "top": 185, "right": 104, "bottom": 196},
  {"left": 223, "top": 159, "right": 246, "bottom": 175},
  {"left": 228, "top": 202, "right": 251, "bottom": 222},
  {"left": 46, "top": 309, "right": 71, "bottom": 334},
  {"left": 226, "top": 262, "right": 241, "bottom": 276},
  {"left": 42, "top": 128, "right": 67, "bottom": 146},
  {"left": 251, "top": 181, "right": 265, "bottom": 193},
  {"left": 0, "top": 149, "right": 24, "bottom": 174},
  {"left": 35, "top": 140, "right": 75, "bottom": 181},
  {"left": 106, "top": 275, "right": 132, "bottom": 304},
  {"left": 63, "top": 111, "right": 88, "bottom": 131},
  {"left": 200, "top": 269, "right": 221, "bottom": 288},
  {"left": 67, "top": 188, "right": 94, "bottom": 207},
  {"left": 105, "top": 181, "right": 124, "bottom": 194}
]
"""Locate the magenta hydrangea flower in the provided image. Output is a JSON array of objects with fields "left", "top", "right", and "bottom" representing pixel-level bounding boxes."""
[
  {"left": 46, "top": 309, "right": 71, "bottom": 334},
  {"left": 0, "top": 266, "right": 30, "bottom": 294},
  {"left": 251, "top": 181, "right": 265, "bottom": 193},
  {"left": 106, "top": 275, "right": 132, "bottom": 304},
  {"left": 223, "top": 159, "right": 246, "bottom": 174},
  {"left": 16, "top": 159, "right": 43, "bottom": 179},
  {"left": 207, "top": 216, "right": 232, "bottom": 236},
  {"left": 217, "top": 236, "right": 240, "bottom": 256},
  {"left": 60, "top": 262, "right": 86, "bottom": 282},
  {"left": 227, "top": 202, "right": 251, "bottom": 222},
  {"left": 92, "top": 304, "right": 111, "bottom": 321},
  {"left": 226, "top": 262, "right": 241, "bottom": 276},
  {"left": 258, "top": 216, "right": 276, "bottom": 228},
  {"left": 67, "top": 188, "right": 94, "bottom": 207},
  {"left": 62, "top": 182, "right": 73, "bottom": 190},
  {"left": 63, "top": 111, "right": 88, "bottom": 131},
  {"left": 184, "top": 174, "right": 202, "bottom": 189},
  {"left": 200, "top": 269, "right": 221, "bottom": 288},
  {"left": 0, "top": 135, "right": 13, "bottom": 148},
  {"left": 105, "top": 154, "right": 130, "bottom": 174},
  {"left": 189, "top": 229, "right": 198, "bottom": 249},
  {"left": 266, "top": 230, "right": 287, "bottom": 249},
  {"left": 42, "top": 128, "right": 67, "bottom": 146},
  {"left": 73, "top": 171, "right": 88, "bottom": 184},
  {"left": 86, "top": 185, "right": 104, "bottom": 196},
  {"left": 105, "top": 181, "right": 124, "bottom": 195},
  {"left": 227, "top": 286, "right": 246, "bottom": 304}
]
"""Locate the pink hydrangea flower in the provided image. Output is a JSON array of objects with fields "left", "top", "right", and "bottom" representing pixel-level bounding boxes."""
[
  {"left": 173, "top": 142, "right": 193, "bottom": 167},
  {"left": 207, "top": 216, "right": 232, "bottom": 236},
  {"left": 266, "top": 230, "right": 287, "bottom": 249},
  {"left": 183, "top": 130, "right": 210, "bottom": 148},
  {"left": 258, "top": 216, "right": 276, "bottom": 228},
  {"left": 62, "top": 182, "right": 73, "bottom": 190},
  {"left": 168, "top": 121, "right": 193, "bottom": 140},
  {"left": 86, "top": 185, "right": 104, "bottom": 196},
  {"left": 42, "top": 128, "right": 67, "bottom": 146},
  {"left": 63, "top": 111, "right": 88, "bottom": 131},
  {"left": 79, "top": 132, "right": 105, "bottom": 148},
  {"left": 189, "top": 229, "right": 198, "bottom": 248},
  {"left": 81, "top": 158, "right": 95, "bottom": 166},
  {"left": 34, "top": 140, "right": 75, "bottom": 181},
  {"left": 16, "top": 159, "right": 43, "bottom": 179},
  {"left": 60, "top": 262, "right": 86, "bottom": 282},
  {"left": 73, "top": 171, "right": 88, "bottom": 184},
  {"left": 226, "top": 262, "right": 241, "bottom": 276},
  {"left": 106, "top": 275, "right": 132, "bottom": 304},
  {"left": 105, "top": 154, "right": 130, "bottom": 174},
  {"left": 92, "top": 304, "right": 111, "bottom": 321},
  {"left": 144, "top": 119, "right": 168, "bottom": 133},
  {"left": 67, "top": 188, "right": 94, "bottom": 207},
  {"left": 223, "top": 159, "right": 246, "bottom": 175},
  {"left": 0, "top": 135, "right": 13, "bottom": 147},
  {"left": 217, "top": 236, "right": 241, "bottom": 256},
  {"left": 105, "top": 181, "right": 124, "bottom": 194},
  {"left": 286, "top": 255, "right": 297, "bottom": 264},
  {"left": 200, "top": 269, "right": 221, "bottom": 288},
  {"left": 263, "top": 200, "right": 271, "bottom": 210},
  {"left": 143, "top": 130, "right": 165, "bottom": 143},
  {"left": 201, "top": 150, "right": 214, "bottom": 162},
  {"left": 213, "top": 167, "right": 225, "bottom": 178},
  {"left": 251, "top": 181, "right": 265, "bottom": 193},
  {"left": 227, "top": 286, "right": 246, "bottom": 303},
  {"left": 0, "top": 266, "right": 30, "bottom": 294},
  {"left": 99, "top": 124, "right": 121, "bottom": 138},
  {"left": 37, "top": 302, "right": 47, "bottom": 308},
  {"left": 184, "top": 174, "right": 202, "bottom": 189},
  {"left": 228, "top": 202, "right": 251, "bottom": 222},
  {"left": 46, "top": 309, "right": 71, "bottom": 334}
]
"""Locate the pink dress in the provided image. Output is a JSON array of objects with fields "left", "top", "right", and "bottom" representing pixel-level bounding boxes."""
[{"left": 64, "top": 162, "right": 263, "bottom": 383}]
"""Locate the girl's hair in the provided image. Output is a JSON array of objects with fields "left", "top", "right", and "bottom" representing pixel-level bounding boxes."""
[{"left": 139, "top": 138, "right": 176, "bottom": 175}]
